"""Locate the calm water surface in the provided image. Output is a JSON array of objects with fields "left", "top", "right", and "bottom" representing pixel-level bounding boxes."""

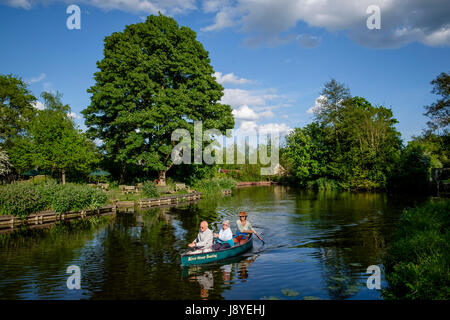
[{"left": 0, "top": 186, "right": 428, "bottom": 300}]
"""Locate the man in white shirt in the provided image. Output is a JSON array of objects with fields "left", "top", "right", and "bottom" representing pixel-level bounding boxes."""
[{"left": 189, "top": 221, "right": 213, "bottom": 249}]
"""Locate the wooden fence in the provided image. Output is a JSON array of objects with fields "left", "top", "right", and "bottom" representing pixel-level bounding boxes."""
[
  {"left": 138, "top": 192, "right": 203, "bottom": 208},
  {"left": 0, "top": 189, "right": 233, "bottom": 233},
  {"left": 0, "top": 205, "right": 117, "bottom": 233}
]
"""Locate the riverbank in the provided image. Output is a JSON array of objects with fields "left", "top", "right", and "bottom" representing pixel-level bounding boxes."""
[{"left": 383, "top": 199, "right": 450, "bottom": 300}]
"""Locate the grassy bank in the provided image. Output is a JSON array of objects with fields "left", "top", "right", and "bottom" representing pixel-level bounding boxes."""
[
  {"left": 383, "top": 199, "right": 450, "bottom": 300},
  {"left": 192, "top": 177, "right": 236, "bottom": 197},
  {"left": 0, "top": 180, "right": 108, "bottom": 218}
]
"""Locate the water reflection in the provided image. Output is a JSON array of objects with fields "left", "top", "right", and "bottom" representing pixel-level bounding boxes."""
[{"left": 0, "top": 186, "right": 428, "bottom": 300}]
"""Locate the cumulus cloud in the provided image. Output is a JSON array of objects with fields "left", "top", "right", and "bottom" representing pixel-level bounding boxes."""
[
  {"left": 201, "top": 0, "right": 450, "bottom": 48},
  {"left": 232, "top": 105, "right": 274, "bottom": 121},
  {"left": 232, "top": 105, "right": 258, "bottom": 121},
  {"left": 221, "top": 88, "right": 277, "bottom": 107},
  {"left": 214, "top": 72, "right": 253, "bottom": 85}
]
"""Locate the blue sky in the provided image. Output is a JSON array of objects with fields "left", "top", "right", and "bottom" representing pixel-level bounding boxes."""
[{"left": 1, "top": 0, "right": 449, "bottom": 143}]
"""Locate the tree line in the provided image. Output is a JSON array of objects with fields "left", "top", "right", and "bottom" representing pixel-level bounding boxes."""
[
  {"left": 281, "top": 75, "right": 449, "bottom": 191},
  {"left": 0, "top": 14, "right": 448, "bottom": 191}
]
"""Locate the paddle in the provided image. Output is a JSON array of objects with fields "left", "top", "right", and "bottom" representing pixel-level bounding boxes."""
[{"left": 253, "top": 230, "right": 265, "bottom": 245}]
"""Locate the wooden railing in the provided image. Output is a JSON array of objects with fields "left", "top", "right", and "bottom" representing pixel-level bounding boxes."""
[
  {"left": 0, "top": 205, "right": 116, "bottom": 233},
  {"left": 138, "top": 192, "right": 203, "bottom": 208}
]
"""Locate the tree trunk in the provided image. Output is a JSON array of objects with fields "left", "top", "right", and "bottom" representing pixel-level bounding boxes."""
[
  {"left": 158, "top": 170, "right": 166, "bottom": 186},
  {"left": 62, "top": 169, "right": 66, "bottom": 185}
]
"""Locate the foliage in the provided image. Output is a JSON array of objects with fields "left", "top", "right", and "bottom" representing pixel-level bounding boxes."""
[
  {"left": 283, "top": 88, "right": 402, "bottom": 190},
  {"left": 193, "top": 177, "right": 236, "bottom": 196},
  {"left": 29, "top": 92, "right": 99, "bottom": 183},
  {"left": 388, "top": 142, "right": 431, "bottom": 191},
  {"left": 142, "top": 181, "right": 159, "bottom": 198},
  {"left": 82, "top": 14, "right": 234, "bottom": 184},
  {"left": 424, "top": 71, "right": 449, "bottom": 131},
  {"left": 0, "top": 182, "right": 47, "bottom": 219},
  {"left": 170, "top": 163, "right": 217, "bottom": 186},
  {"left": 0, "top": 182, "right": 108, "bottom": 217},
  {"left": 383, "top": 200, "right": 450, "bottom": 300},
  {"left": 0, "top": 74, "right": 36, "bottom": 150},
  {"left": 306, "top": 178, "right": 338, "bottom": 191}
]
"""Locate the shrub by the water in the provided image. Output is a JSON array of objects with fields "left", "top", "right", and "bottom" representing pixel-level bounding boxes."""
[
  {"left": 306, "top": 178, "right": 338, "bottom": 191},
  {"left": 0, "top": 182, "right": 108, "bottom": 217},
  {"left": 142, "top": 181, "right": 159, "bottom": 198},
  {"left": 383, "top": 200, "right": 450, "bottom": 300},
  {"left": 193, "top": 177, "right": 237, "bottom": 196},
  {"left": 0, "top": 182, "right": 47, "bottom": 219}
]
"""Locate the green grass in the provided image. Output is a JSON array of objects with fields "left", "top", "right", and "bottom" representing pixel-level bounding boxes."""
[
  {"left": 383, "top": 199, "right": 450, "bottom": 300},
  {"left": 192, "top": 177, "right": 236, "bottom": 197}
]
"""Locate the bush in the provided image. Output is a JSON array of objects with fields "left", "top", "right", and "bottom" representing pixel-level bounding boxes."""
[
  {"left": 193, "top": 177, "right": 237, "bottom": 196},
  {"left": 0, "top": 183, "right": 47, "bottom": 219},
  {"left": 51, "top": 184, "right": 108, "bottom": 214},
  {"left": 306, "top": 178, "right": 339, "bottom": 191},
  {"left": 142, "top": 181, "right": 159, "bottom": 198},
  {"left": 0, "top": 182, "right": 108, "bottom": 217},
  {"left": 383, "top": 200, "right": 450, "bottom": 300}
]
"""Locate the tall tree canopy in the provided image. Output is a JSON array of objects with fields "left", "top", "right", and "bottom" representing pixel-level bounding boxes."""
[
  {"left": 10, "top": 92, "right": 98, "bottom": 184},
  {"left": 314, "top": 78, "right": 351, "bottom": 128},
  {"left": 284, "top": 79, "right": 402, "bottom": 190},
  {"left": 0, "top": 74, "right": 36, "bottom": 149},
  {"left": 424, "top": 71, "right": 449, "bottom": 132},
  {"left": 82, "top": 14, "right": 234, "bottom": 185}
]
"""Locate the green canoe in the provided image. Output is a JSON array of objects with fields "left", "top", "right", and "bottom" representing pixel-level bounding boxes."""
[{"left": 180, "top": 234, "right": 253, "bottom": 266}]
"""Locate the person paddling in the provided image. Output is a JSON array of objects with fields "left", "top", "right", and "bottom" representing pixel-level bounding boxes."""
[{"left": 235, "top": 211, "right": 264, "bottom": 243}]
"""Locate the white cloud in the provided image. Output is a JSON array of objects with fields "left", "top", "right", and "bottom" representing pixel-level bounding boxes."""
[
  {"left": 307, "top": 95, "right": 327, "bottom": 114},
  {"left": 68, "top": 111, "right": 82, "bottom": 120},
  {"left": 221, "top": 88, "right": 274, "bottom": 107},
  {"left": 214, "top": 72, "right": 253, "bottom": 85},
  {"left": 201, "top": 0, "right": 450, "bottom": 48},
  {"left": 238, "top": 121, "right": 292, "bottom": 136},
  {"left": 32, "top": 101, "right": 45, "bottom": 110},
  {"left": 232, "top": 105, "right": 274, "bottom": 121},
  {"left": 232, "top": 105, "right": 258, "bottom": 121},
  {"left": 26, "top": 73, "right": 46, "bottom": 84},
  {"left": 201, "top": 5, "right": 237, "bottom": 31}
]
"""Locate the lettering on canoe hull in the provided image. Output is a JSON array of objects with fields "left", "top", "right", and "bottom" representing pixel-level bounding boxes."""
[{"left": 187, "top": 254, "right": 218, "bottom": 262}]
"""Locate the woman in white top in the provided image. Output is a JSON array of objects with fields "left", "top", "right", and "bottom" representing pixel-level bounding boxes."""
[{"left": 212, "top": 220, "right": 234, "bottom": 250}]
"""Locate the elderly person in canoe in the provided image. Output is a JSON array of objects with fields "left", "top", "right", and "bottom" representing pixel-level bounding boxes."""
[
  {"left": 212, "top": 220, "right": 234, "bottom": 251},
  {"left": 188, "top": 220, "right": 213, "bottom": 249}
]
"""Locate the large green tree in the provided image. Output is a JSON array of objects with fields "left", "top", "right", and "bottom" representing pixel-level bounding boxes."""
[
  {"left": 0, "top": 74, "right": 36, "bottom": 149},
  {"left": 82, "top": 14, "right": 234, "bottom": 185},
  {"left": 11, "top": 92, "right": 99, "bottom": 183}
]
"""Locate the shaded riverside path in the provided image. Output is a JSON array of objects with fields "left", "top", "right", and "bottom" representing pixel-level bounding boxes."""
[{"left": 0, "top": 186, "right": 428, "bottom": 300}]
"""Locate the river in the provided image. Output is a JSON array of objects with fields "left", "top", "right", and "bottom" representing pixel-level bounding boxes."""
[{"left": 0, "top": 186, "right": 428, "bottom": 300}]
